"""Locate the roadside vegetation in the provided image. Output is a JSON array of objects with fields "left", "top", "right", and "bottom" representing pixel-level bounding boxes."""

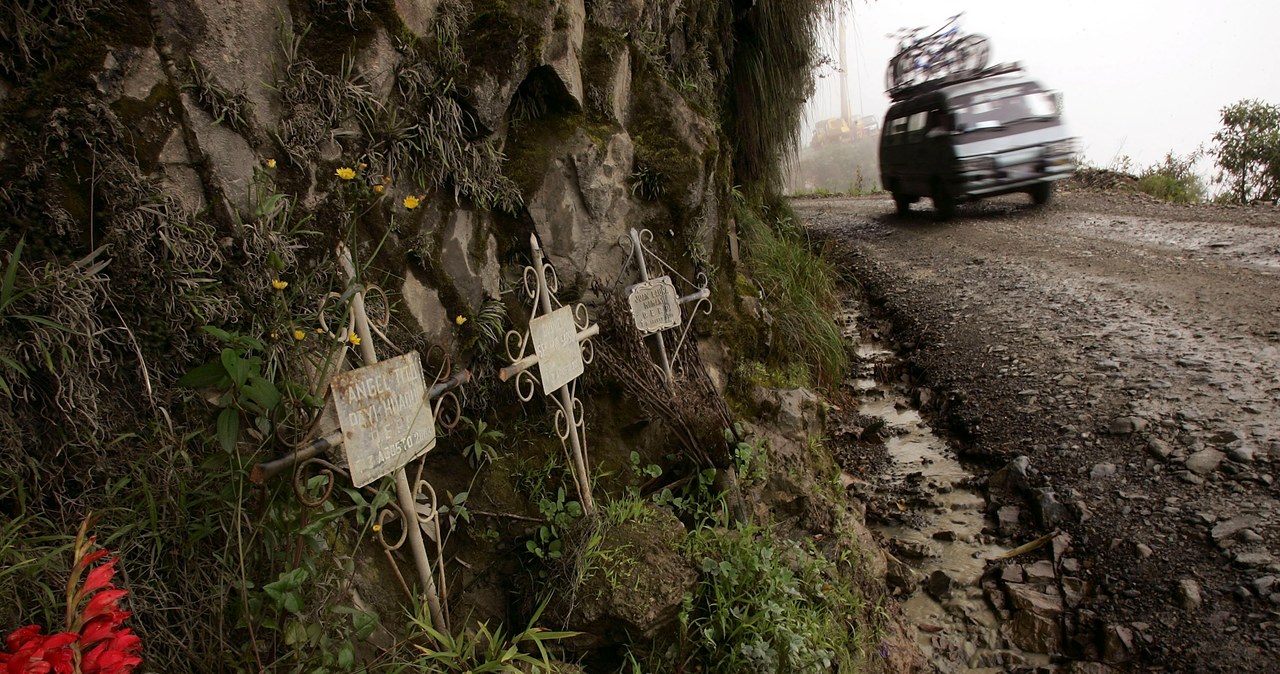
[
  {"left": 1136, "top": 150, "right": 1208, "bottom": 204},
  {"left": 1211, "top": 99, "right": 1280, "bottom": 205},
  {"left": 736, "top": 198, "right": 849, "bottom": 388}
]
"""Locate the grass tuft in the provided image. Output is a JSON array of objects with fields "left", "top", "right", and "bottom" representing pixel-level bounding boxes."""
[
  {"left": 729, "top": 1, "right": 840, "bottom": 188},
  {"left": 736, "top": 201, "right": 848, "bottom": 387}
]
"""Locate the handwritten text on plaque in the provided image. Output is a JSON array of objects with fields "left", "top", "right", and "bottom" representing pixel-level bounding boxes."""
[
  {"left": 627, "top": 276, "right": 682, "bottom": 334},
  {"left": 331, "top": 352, "right": 436, "bottom": 487},
  {"left": 529, "top": 306, "right": 584, "bottom": 394}
]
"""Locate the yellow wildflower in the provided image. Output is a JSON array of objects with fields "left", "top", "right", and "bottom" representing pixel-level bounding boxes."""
[
  {"left": 403, "top": 194, "right": 422, "bottom": 210},
  {"left": 271, "top": 278, "right": 288, "bottom": 290},
  {"left": 347, "top": 332, "right": 361, "bottom": 346},
  {"left": 265, "top": 158, "right": 277, "bottom": 169},
  {"left": 455, "top": 315, "right": 467, "bottom": 326},
  {"left": 293, "top": 329, "right": 306, "bottom": 341},
  {"left": 373, "top": 184, "right": 385, "bottom": 194},
  {"left": 372, "top": 522, "right": 382, "bottom": 533},
  {"left": 270, "top": 331, "right": 279, "bottom": 340},
  {"left": 316, "top": 327, "right": 324, "bottom": 334},
  {"left": 336, "top": 167, "right": 356, "bottom": 180}
]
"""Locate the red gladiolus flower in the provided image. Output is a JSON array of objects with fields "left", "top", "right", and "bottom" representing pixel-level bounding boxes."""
[
  {"left": 0, "top": 627, "right": 76, "bottom": 674},
  {"left": 78, "top": 559, "right": 116, "bottom": 600},
  {"left": 0, "top": 516, "right": 142, "bottom": 674},
  {"left": 79, "top": 629, "right": 142, "bottom": 674},
  {"left": 79, "top": 590, "right": 128, "bottom": 625}
]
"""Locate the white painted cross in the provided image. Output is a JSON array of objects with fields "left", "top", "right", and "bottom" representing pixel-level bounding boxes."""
[{"left": 499, "top": 235, "right": 599, "bottom": 515}]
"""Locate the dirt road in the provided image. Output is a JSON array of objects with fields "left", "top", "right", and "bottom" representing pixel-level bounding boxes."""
[{"left": 796, "top": 188, "right": 1280, "bottom": 671}]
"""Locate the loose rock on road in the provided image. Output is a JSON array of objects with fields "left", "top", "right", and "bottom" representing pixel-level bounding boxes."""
[{"left": 797, "top": 188, "right": 1280, "bottom": 671}]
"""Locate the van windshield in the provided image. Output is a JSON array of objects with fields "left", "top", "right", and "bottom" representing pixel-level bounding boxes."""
[{"left": 953, "top": 88, "right": 1056, "bottom": 132}]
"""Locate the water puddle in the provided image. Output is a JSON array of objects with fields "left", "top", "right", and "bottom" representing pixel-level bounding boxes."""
[{"left": 837, "top": 300, "right": 1050, "bottom": 671}]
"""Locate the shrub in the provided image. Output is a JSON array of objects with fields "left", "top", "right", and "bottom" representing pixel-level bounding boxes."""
[
  {"left": 1211, "top": 99, "right": 1280, "bottom": 204},
  {"left": 1136, "top": 150, "right": 1206, "bottom": 203},
  {"left": 676, "top": 524, "right": 876, "bottom": 674}
]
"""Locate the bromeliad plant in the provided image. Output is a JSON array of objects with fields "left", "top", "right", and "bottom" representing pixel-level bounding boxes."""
[{"left": 0, "top": 516, "right": 142, "bottom": 674}]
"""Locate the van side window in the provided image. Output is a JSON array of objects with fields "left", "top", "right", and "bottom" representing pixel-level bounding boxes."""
[
  {"left": 906, "top": 111, "right": 926, "bottom": 141},
  {"left": 907, "top": 111, "right": 928, "bottom": 135},
  {"left": 887, "top": 116, "right": 908, "bottom": 144},
  {"left": 926, "top": 109, "right": 950, "bottom": 132}
]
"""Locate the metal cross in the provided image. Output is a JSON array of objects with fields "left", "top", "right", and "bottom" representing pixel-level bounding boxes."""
[
  {"left": 334, "top": 243, "right": 450, "bottom": 634},
  {"left": 616, "top": 228, "right": 712, "bottom": 385},
  {"left": 499, "top": 235, "right": 599, "bottom": 515},
  {"left": 249, "top": 244, "right": 466, "bottom": 635}
]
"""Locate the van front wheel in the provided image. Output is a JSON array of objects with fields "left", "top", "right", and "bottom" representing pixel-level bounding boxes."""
[
  {"left": 931, "top": 180, "right": 955, "bottom": 220},
  {"left": 1030, "top": 182, "right": 1053, "bottom": 206},
  {"left": 893, "top": 192, "right": 913, "bottom": 215}
]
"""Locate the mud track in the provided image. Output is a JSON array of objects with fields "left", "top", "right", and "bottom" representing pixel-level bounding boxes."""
[{"left": 796, "top": 189, "right": 1280, "bottom": 671}]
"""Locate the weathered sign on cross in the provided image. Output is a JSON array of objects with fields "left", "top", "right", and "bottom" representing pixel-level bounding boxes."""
[
  {"left": 627, "top": 276, "right": 681, "bottom": 334},
  {"left": 330, "top": 352, "right": 436, "bottom": 488},
  {"left": 528, "top": 306, "right": 586, "bottom": 394}
]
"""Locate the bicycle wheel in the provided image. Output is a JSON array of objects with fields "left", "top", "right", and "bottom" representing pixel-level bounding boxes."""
[
  {"left": 957, "top": 35, "right": 990, "bottom": 73},
  {"left": 901, "top": 46, "right": 925, "bottom": 86},
  {"left": 885, "top": 55, "right": 900, "bottom": 90}
]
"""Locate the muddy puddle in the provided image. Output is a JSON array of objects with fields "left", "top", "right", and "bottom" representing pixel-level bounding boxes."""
[{"left": 838, "top": 301, "right": 1050, "bottom": 672}]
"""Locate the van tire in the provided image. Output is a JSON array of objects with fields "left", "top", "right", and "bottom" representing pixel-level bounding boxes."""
[
  {"left": 1030, "top": 182, "right": 1053, "bottom": 206},
  {"left": 931, "top": 180, "right": 955, "bottom": 220},
  {"left": 893, "top": 192, "right": 912, "bottom": 215}
]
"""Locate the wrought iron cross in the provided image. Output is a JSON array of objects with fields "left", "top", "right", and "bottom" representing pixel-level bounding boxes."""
[
  {"left": 499, "top": 235, "right": 600, "bottom": 515},
  {"left": 616, "top": 228, "right": 712, "bottom": 385}
]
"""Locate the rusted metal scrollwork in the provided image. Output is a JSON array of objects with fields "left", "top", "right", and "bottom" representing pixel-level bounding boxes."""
[{"left": 291, "top": 456, "right": 341, "bottom": 508}]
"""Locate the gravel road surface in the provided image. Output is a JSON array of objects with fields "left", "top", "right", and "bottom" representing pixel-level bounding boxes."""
[{"left": 796, "top": 188, "right": 1280, "bottom": 671}]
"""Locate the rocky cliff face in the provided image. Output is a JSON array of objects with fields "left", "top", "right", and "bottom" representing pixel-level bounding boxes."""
[{"left": 61, "top": 0, "right": 727, "bottom": 336}]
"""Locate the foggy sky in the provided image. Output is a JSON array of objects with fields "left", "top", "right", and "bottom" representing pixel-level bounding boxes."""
[{"left": 804, "top": 0, "right": 1280, "bottom": 179}]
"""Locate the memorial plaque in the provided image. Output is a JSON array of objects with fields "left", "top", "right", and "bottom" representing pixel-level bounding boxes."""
[
  {"left": 627, "top": 276, "right": 682, "bottom": 334},
  {"left": 331, "top": 351, "right": 436, "bottom": 487},
  {"left": 529, "top": 306, "right": 584, "bottom": 394}
]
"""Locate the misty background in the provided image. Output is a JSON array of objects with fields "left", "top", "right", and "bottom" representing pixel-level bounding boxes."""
[{"left": 797, "top": 0, "right": 1280, "bottom": 191}]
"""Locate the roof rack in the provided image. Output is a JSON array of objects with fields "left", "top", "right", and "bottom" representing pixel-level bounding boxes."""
[{"left": 887, "top": 62, "right": 1023, "bottom": 101}]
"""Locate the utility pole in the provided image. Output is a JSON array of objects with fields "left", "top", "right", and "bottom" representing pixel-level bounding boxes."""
[{"left": 838, "top": 12, "right": 851, "bottom": 125}]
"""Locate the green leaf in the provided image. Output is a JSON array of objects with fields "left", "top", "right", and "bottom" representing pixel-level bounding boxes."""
[
  {"left": 216, "top": 407, "right": 240, "bottom": 451},
  {"left": 202, "top": 325, "right": 233, "bottom": 342},
  {"left": 336, "top": 643, "right": 354, "bottom": 669},
  {"left": 299, "top": 506, "right": 354, "bottom": 537},
  {"left": 267, "top": 250, "right": 284, "bottom": 271},
  {"left": 282, "top": 591, "right": 304, "bottom": 614},
  {"left": 242, "top": 375, "right": 281, "bottom": 411},
  {"left": 371, "top": 487, "right": 394, "bottom": 510},
  {"left": 178, "top": 361, "right": 229, "bottom": 389},
  {"left": 353, "top": 611, "right": 377, "bottom": 640},
  {"left": 221, "top": 348, "right": 250, "bottom": 388},
  {"left": 284, "top": 619, "right": 307, "bottom": 644},
  {"left": 236, "top": 335, "right": 266, "bottom": 351}
]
